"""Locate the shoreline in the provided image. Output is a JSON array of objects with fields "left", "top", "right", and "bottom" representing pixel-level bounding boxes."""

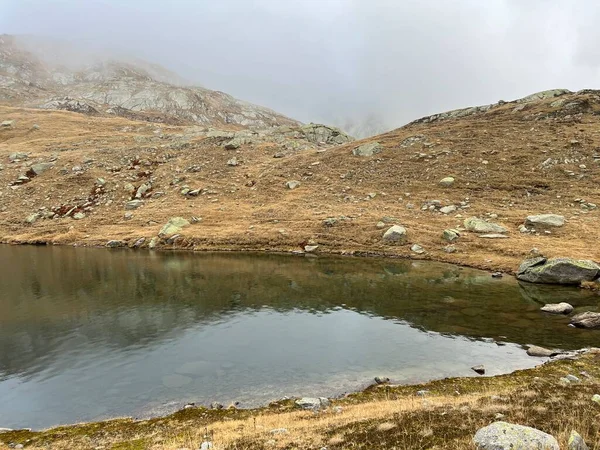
[{"left": 1, "top": 349, "right": 598, "bottom": 449}]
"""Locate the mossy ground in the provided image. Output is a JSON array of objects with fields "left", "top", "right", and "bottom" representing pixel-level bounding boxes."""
[{"left": 2, "top": 353, "right": 599, "bottom": 450}]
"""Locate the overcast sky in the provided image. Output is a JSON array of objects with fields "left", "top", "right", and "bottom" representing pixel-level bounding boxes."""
[{"left": 2, "top": 0, "right": 600, "bottom": 134}]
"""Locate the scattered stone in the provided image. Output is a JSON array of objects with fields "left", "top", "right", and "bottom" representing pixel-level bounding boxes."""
[
  {"left": 525, "top": 214, "right": 565, "bottom": 228},
  {"left": 376, "top": 221, "right": 386, "bottom": 229},
  {"left": 190, "top": 216, "right": 202, "bottom": 224},
  {"left": 411, "top": 244, "right": 425, "bottom": 254},
  {"left": 472, "top": 365, "right": 485, "bottom": 375},
  {"left": 286, "top": 180, "right": 301, "bottom": 190},
  {"left": 444, "top": 245, "right": 457, "bottom": 253},
  {"left": 8, "top": 152, "right": 27, "bottom": 161},
  {"left": 517, "top": 257, "right": 600, "bottom": 285},
  {"left": 323, "top": 217, "right": 338, "bottom": 227},
  {"left": 382, "top": 225, "right": 407, "bottom": 243},
  {"left": 96, "top": 177, "right": 106, "bottom": 186},
  {"left": 125, "top": 199, "right": 143, "bottom": 210},
  {"left": 473, "top": 421, "right": 559, "bottom": 450},
  {"left": 464, "top": 217, "right": 507, "bottom": 234},
  {"left": 135, "top": 183, "right": 151, "bottom": 199},
  {"left": 25, "top": 213, "right": 40, "bottom": 224},
  {"left": 568, "top": 430, "right": 589, "bottom": 450},
  {"left": 440, "top": 205, "right": 457, "bottom": 214},
  {"left": 227, "top": 157, "right": 239, "bottom": 166},
  {"left": 273, "top": 152, "right": 285, "bottom": 158},
  {"left": 491, "top": 272, "right": 503, "bottom": 278},
  {"left": 124, "top": 212, "right": 133, "bottom": 220},
  {"left": 416, "top": 390, "right": 429, "bottom": 397},
  {"left": 1, "top": 120, "right": 14, "bottom": 127},
  {"left": 123, "top": 183, "right": 136, "bottom": 195},
  {"left": 304, "top": 245, "right": 319, "bottom": 253},
  {"left": 200, "top": 441, "right": 213, "bottom": 450},
  {"left": 479, "top": 233, "right": 509, "bottom": 239},
  {"left": 439, "top": 176, "right": 455, "bottom": 187},
  {"left": 30, "top": 162, "right": 53, "bottom": 175},
  {"left": 565, "top": 374, "right": 581, "bottom": 383},
  {"left": 592, "top": 394, "right": 600, "bottom": 405},
  {"left": 352, "top": 142, "right": 383, "bottom": 157},
  {"left": 270, "top": 428, "right": 288, "bottom": 435},
  {"left": 526, "top": 345, "right": 558, "bottom": 357},
  {"left": 570, "top": 312, "right": 600, "bottom": 329},
  {"left": 295, "top": 397, "right": 330, "bottom": 410},
  {"left": 72, "top": 212, "right": 85, "bottom": 220},
  {"left": 132, "top": 238, "right": 145, "bottom": 248},
  {"left": 148, "top": 236, "right": 159, "bottom": 249},
  {"left": 540, "top": 302, "right": 574, "bottom": 315},
  {"left": 210, "top": 402, "right": 224, "bottom": 410},
  {"left": 374, "top": 376, "right": 390, "bottom": 384},
  {"left": 442, "top": 229, "right": 460, "bottom": 242},
  {"left": 159, "top": 217, "right": 190, "bottom": 237},
  {"left": 106, "top": 240, "right": 124, "bottom": 248},
  {"left": 224, "top": 137, "right": 244, "bottom": 150}
]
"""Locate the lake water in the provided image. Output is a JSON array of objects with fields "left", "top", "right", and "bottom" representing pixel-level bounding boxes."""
[{"left": 0, "top": 246, "right": 598, "bottom": 430}]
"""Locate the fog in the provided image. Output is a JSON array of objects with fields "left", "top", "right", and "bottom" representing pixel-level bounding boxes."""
[{"left": 2, "top": 0, "right": 600, "bottom": 136}]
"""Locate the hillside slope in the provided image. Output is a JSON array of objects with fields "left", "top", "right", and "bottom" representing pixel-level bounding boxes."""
[
  {"left": 0, "top": 35, "right": 299, "bottom": 129},
  {"left": 1, "top": 88, "right": 599, "bottom": 273}
]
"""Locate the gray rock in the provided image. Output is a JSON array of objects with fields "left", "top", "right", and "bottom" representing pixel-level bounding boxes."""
[
  {"left": 565, "top": 374, "right": 580, "bottom": 383},
  {"left": 570, "top": 312, "right": 600, "bottom": 329},
  {"left": 517, "top": 257, "right": 600, "bottom": 285},
  {"left": 304, "top": 245, "right": 319, "bottom": 253},
  {"left": 440, "top": 205, "right": 457, "bottom": 214},
  {"left": 200, "top": 441, "right": 213, "bottom": 450},
  {"left": 439, "top": 177, "right": 455, "bottom": 187},
  {"left": 148, "top": 236, "right": 159, "bottom": 249},
  {"left": 135, "top": 183, "right": 151, "bottom": 199},
  {"left": 473, "top": 421, "right": 559, "bottom": 450},
  {"left": 210, "top": 402, "right": 224, "bottom": 410},
  {"left": 592, "top": 394, "right": 600, "bottom": 405},
  {"left": 30, "top": 162, "right": 53, "bottom": 175},
  {"left": 73, "top": 212, "right": 85, "bottom": 220},
  {"left": 123, "top": 182, "right": 136, "bottom": 195},
  {"left": 376, "top": 221, "right": 386, "bottom": 229},
  {"left": 295, "top": 397, "right": 330, "bottom": 410},
  {"left": 286, "top": 180, "right": 301, "bottom": 190},
  {"left": 25, "top": 213, "right": 40, "bottom": 224},
  {"left": 444, "top": 245, "right": 457, "bottom": 253},
  {"left": 270, "top": 428, "right": 288, "bottom": 435},
  {"left": 382, "top": 225, "right": 407, "bottom": 243},
  {"left": 125, "top": 199, "right": 143, "bottom": 210},
  {"left": 443, "top": 229, "right": 460, "bottom": 242},
  {"left": 526, "top": 345, "right": 558, "bottom": 357},
  {"left": 568, "top": 430, "right": 589, "bottom": 450},
  {"left": 464, "top": 217, "right": 508, "bottom": 234},
  {"left": 525, "top": 214, "right": 565, "bottom": 228},
  {"left": 224, "top": 137, "right": 244, "bottom": 150},
  {"left": 132, "top": 238, "right": 145, "bottom": 248},
  {"left": 1, "top": 120, "right": 15, "bottom": 127},
  {"left": 299, "top": 123, "right": 354, "bottom": 145},
  {"left": 227, "top": 157, "right": 239, "bottom": 166},
  {"left": 411, "top": 244, "right": 425, "bottom": 254},
  {"left": 472, "top": 365, "right": 485, "bottom": 375},
  {"left": 158, "top": 217, "right": 190, "bottom": 237},
  {"left": 106, "top": 240, "right": 124, "bottom": 248},
  {"left": 352, "top": 142, "right": 383, "bottom": 157},
  {"left": 479, "top": 234, "right": 509, "bottom": 239},
  {"left": 374, "top": 376, "right": 390, "bottom": 384},
  {"left": 8, "top": 152, "right": 28, "bottom": 161},
  {"left": 540, "top": 302, "right": 573, "bottom": 314}
]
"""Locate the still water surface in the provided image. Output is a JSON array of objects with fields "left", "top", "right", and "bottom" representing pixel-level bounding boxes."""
[{"left": 0, "top": 246, "right": 598, "bottom": 429}]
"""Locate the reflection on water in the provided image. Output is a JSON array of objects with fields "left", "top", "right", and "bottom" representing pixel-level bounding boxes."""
[{"left": 0, "top": 246, "right": 597, "bottom": 430}]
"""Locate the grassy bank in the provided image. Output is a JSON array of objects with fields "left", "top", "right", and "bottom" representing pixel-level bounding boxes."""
[{"left": 1, "top": 351, "right": 599, "bottom": 450}]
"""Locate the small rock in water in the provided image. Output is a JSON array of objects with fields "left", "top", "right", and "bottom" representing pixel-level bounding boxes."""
[
  {"left": 570, "top": 312, "right": 600, "bottom": 329},
  {"left": 473, "top": 422, "right": 559, "bottom": 450},
  {"left": 541, "top": 302, "right": 573, "bottom": 315},
  {"left": 374, "top": 376, "right": 390, "bottom": 384},
  {"left": 568, "top": 430, "right": 589, "bottom": 450},
  {"left": 526, "top": 345, "right": 557, "bottom": 357},
  {"left": 304, "top": 244, "right": 319, "bottom": 253},
  {"left": 472, "top": 365, "right": 485, "bottom": 375}
]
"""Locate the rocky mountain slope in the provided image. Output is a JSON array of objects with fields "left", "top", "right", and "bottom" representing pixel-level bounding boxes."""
[
  {"left": 0, "top": 35, "right": 300, "bottom": 128},
  {"left": 1, "top": 87, "right": 600, "bottom": 275}
]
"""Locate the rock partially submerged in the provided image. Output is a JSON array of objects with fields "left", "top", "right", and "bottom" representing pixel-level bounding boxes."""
[
  {"left": 526, "top": 345, "right": 559, "bottom": 357},
  {"left": 517, "top": 257, "right": 600, "bottom": 285},
  {"left": 570, "top": 312, "right": 600, "bottom": 329},
  {"left": 540, "top": 302, "right": 574, "bottom": 315},
  {"left": 473, "top": 421, "right": 559, "bottom": 450}
]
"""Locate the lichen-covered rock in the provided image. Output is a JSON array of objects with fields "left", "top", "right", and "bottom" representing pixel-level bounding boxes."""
[
  {"left": 299, "top": 123, "right": 354, "bottom": 145},
  {"left": 517, "top": 257, "right": 600, "bottom": 285},
  {"left": 525, "top": 214, "right": 565, "bottom": 228},
  {"left": 352, "top": 142, "right": 383, "bottom": 157},
  {"left": 473, "top": 421, "right": 559, "bottom": 450},
  {"left": 382, "top": 225, "right": 407, "bottom": 243},
  {"left": 159, "top": 217, "right": 190, "bottom": 237},
  {"left": 570, "top": 312, "right": 600, "bottom": 329},
  {"left": 464, "top": 217, "right": 507, "bottom": 234},
  {"left": 567, "top": 430, "right": 589, "bottom": 450},
  {"left": 442, "top": 229, "right": 460, "bottom": 242}
]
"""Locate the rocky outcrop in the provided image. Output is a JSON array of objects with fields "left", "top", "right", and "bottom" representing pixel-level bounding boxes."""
[
  {"left": 473, "top": 422, "right": 559, "bottom": 450},
  {"left": 517, "top": 257, "right": 600, "bottom": 285}
]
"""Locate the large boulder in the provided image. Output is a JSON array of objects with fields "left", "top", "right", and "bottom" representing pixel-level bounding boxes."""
[
  {"left": 525, "top": 214, "right": 565, "bottom": 228},
  {"left": 30, "top": 162, "right": 53, "bottom": 175},
  {"left": 299, "top": 123, "right": 354, "bottom": 145},
  {"left": 382, "top": 225, "right": 407, "bottom": 243},
  {"left": 473, "top": 422, "right": 559, "bottom": 450},
  {"left": 464, "top": 217, "right": 507, "bottom": 234},
  {"left": 517, "top": 257, "right": 600, "bottom": 285},
  {"left": 352, "top": 142, "right": 383, "bottom": 157},
  {"left": 159, "top": 217, "right": 190, "bottom": 238},
  {"left": 570, "top": 312, "right": 600, "bottom": 329}
]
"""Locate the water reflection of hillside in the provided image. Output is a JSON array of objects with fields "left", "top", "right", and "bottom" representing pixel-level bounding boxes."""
[{"left": 0, "top": 246, "right": 598, "bottom": 378}]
